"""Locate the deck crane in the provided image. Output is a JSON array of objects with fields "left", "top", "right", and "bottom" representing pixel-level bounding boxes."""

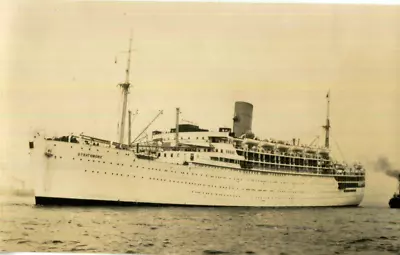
[
  {"left": 309, "top": 135, "right": 320, "bottom": 147},
  {"left": 128, "top": 109, "right": 139, "bottom": 144},
  {"left": 131, "top": 110, "right": 163, "bottom": 145}
]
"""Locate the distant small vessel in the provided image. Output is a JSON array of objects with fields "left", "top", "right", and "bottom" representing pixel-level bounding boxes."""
[{"left": 389, "top": 174, "right": 400, "bottom": 208}]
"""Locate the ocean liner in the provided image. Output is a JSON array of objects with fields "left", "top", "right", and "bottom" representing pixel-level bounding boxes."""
[{"left": 29, "top": 38, "right": 366, "bottom": 207}]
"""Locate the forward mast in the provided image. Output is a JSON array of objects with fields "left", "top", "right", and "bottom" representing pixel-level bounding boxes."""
[
  {"left": 323, "top": 91, "right": 331, "bottom": 149},
  {"left": 118, "top": 33, "right": 133, "bottom": 145}
]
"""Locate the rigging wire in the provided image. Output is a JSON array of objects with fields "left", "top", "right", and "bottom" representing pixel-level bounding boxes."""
[
  {"left": 135, "top": 133, "right": 147, "bottom": 144},
  {"left": 294, "top": 125, "right": 325, "bottom": 147},
  {"left": 330, "top": 130, "right": 347, "bottom": 163},
  {"left": 115, "top": 81, "right": 124, "bottom": 141}
]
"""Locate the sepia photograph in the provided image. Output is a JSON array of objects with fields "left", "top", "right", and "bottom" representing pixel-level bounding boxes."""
[{"left": 0, "top": 0, "right": 399, "bottom": 254}]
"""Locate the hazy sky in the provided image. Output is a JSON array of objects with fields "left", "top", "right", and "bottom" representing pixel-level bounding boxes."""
[{"left": 1, "top": 1, "right": 399, "bottom": 206}]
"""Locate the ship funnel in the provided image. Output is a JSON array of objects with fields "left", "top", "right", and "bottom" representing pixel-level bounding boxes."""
[{"left": 233, "top": 101, "right": 253, "bottom": 138}]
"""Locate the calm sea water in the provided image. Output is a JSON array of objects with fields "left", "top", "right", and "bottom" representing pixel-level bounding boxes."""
[{"left": 0, "top": 195, "right": 399, "bottom": 255}]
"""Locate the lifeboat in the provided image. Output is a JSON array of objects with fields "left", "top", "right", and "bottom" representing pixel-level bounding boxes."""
[
  {"left": 277, "top": 143, "right": 290, "bottom": 151},
  {"left": 319, "top": 147, "right": 330, "bottom": 155},
  {"left": 260, "top": 140, "right": 275, "bottom": 149},
  {"left": 305, "top": 147, "right": 317, "bottom": 153},
  {"left": 242, "top": 138, "right": 260, "bottom": 147},
  {"left": 291, "top": 146, "right": 304, "bottom": 153}
]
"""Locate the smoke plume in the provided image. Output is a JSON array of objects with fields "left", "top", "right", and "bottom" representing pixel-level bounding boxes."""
[{"left": 373, "top": 157, "right": 400, "bottom": 179}]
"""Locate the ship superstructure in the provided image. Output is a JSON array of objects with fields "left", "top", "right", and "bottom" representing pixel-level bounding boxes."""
[{"left": 28, "top": 37, "right": 366, "bottom": 207}]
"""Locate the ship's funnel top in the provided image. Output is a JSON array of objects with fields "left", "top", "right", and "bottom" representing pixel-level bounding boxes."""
[{"left": 233, "top": 101, "right": 253, "bottom": 138}]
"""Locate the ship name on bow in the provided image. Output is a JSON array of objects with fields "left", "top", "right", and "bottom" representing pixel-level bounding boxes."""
[{"left": 78, "top": 152, "right": 103, "bottom": 159}]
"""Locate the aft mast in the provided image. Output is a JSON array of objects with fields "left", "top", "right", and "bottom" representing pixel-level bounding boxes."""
[
  {"left": 118, "top": 33, "right": 133, "bottom": 145},
  {"left": 128, "top": 110, "right": 132, "bottom": 145},
  {"left": 323, "top": 90, "right": 331, "bottom": 149},
  {"left": 175, "top": 107, "right": 180, "bottom": 146}
]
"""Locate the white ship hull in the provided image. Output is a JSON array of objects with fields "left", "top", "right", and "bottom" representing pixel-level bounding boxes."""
[{"left": 29, "top": 135, "right": 364, "bottom": 207}]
